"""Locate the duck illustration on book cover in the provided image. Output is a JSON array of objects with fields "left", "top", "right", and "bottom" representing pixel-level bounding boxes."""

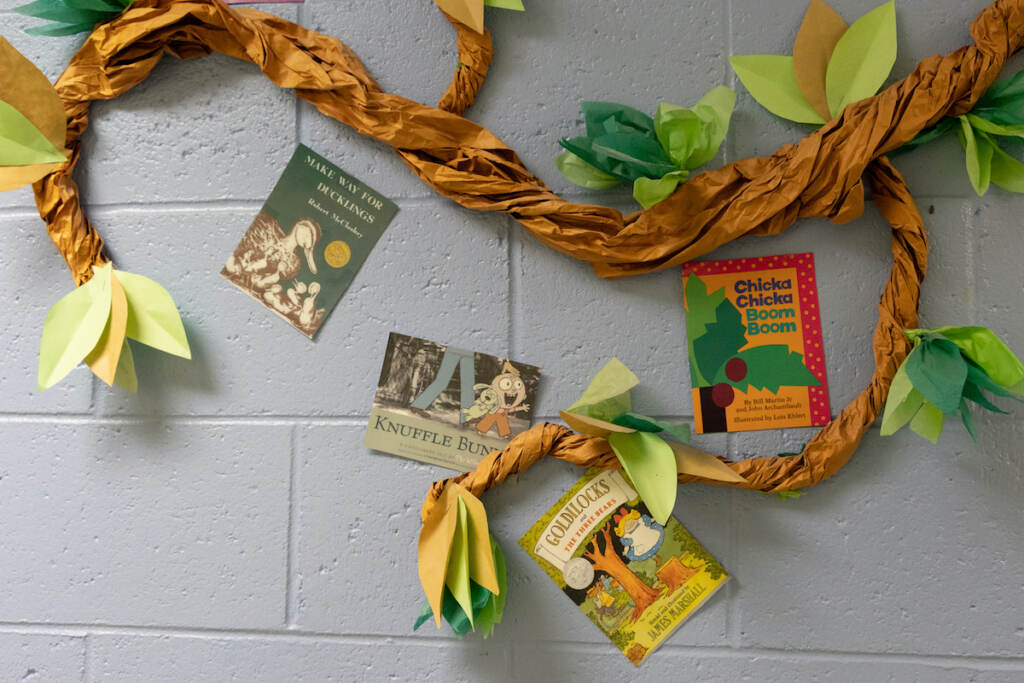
[
  {"left": 519, "top": 469, "right": 729, "bottom": 666},
  {"left": 222, "top": 144, "right": 398, "bottom": 338},
  {"left": 683, "top": 253, "right": 831, "bottom": 433}
]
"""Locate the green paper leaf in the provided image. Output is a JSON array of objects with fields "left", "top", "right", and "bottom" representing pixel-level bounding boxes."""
[
  {"left": 985, "top": 134, "right": 1024, "bottom": 192},
  {"left": 113, "top": 339, "right": 138, "bottom": 393},
  {"left": 958, "top": 115, "right": 994, "bottom": 196},
  {"left": 607, "top": 431, "right": 677, "bottom": 525},
  {"left": 590, "top": 133, "right": 677, "bottom": 180},
  {"left": 687, "top": 86, "right": 736, "bottom": 168},
  {"left": 683, "top": 273, "right": 727, "bottom": 387},
  {"left": 445, "top": 498, "right": 474, "bottom": 628},
  {"left": 729, "top": 55, "right": 826, "bottom": 124},
  {"left": 477, "top": 538, "right": 507, "bottom": 638},
  {"left": 880, "top": 362, "right": 925, "bottom": 436},
  {"left": 825, "top": 1, "right": 897, "bottom": 116},
  {"left": 921, "top": 326, "right": 1024, "bottom": 391},
  {"left": 15, "top": 0, "right": 108, "bottom": 24},
  {"left": 65, "top": 0, "right": 126, "bottom": 11},
  {"left": 712, "top": 344, "right": 820, "bottom": 393},
  {"left": 0, "top": 100, "right": 66, "bottom": 166},
  {"left": 961, "top": 381, "right": 1008, "bottom": 414},
  {"left": 653, "top": 103, "right": 701, "bottom": 169},
  {"left": 693, "top": 297, "right": 748, "bottom": 387},
  {"left": 115, "top": 270, "right": 191, "bottom": 359},
  {"left": 568, "top": 357, "right": 638, "bottom": 420},
  {"left": 958, "top": 398, "right": 978, "bottom": 441},
  {"left": 24, "top": 21, "right": 98, "bottom": 36},
  {"left": 632, "top": 170, "right": 687, "bottom": 208},
  {"left": 909, "top": 400, "right": 944, "bottom": 443},
  {"left": 610, "top": 413, "right": 690, "bottom": 443},
  {"left": 966, "top": 114, "right": 1024, "bottom": 139},
  {"left": 903, "top": 338, "right": 968, "bottom": 415},
  {"left": 580, "top": 101, "right": 655, "bottom": 138},
  {"left": 964, "top": 360, "right": 1020, "bottom": 401},
  {"left": 554, "top": 151, "right": 621, "bottom": 190},
  {"left": 898, "top": 117, "right": 957, "bottom": 152},
  {"left": 484, "top": 0, "right": 525, "bottom": 9},
  {"left": 38, "top": 263, "right": 113, "bottom": 391}
]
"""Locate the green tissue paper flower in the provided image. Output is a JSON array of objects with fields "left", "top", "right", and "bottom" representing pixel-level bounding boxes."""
[
  {"left": 901, "top": 71, "right": 1024, "bottom": 195},
  {"left": 554, "top": 86, "right": 736, "bottom": 209},
  {"left": 880, "top": 326, "right": 1024, "bottom": 443},
  {"left": 16, "top": 0, "right": 134, "bottom": 37}
]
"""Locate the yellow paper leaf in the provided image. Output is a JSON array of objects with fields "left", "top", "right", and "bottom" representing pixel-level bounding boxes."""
[
  {"left": 417, "top": 485, "right": 459, "bottom": 627},
  {"left": 434, "top": 0, "right": 484, "bottom": 33},
  {"left": 793, "top": 0, "right": 848, "bottom": 120},
  {"left": 0, "top": 160, "right": 62, "bottom": 192},
  {"left": 670, "top": 442, "right": 748, "bottom": 483},
  {"left": 85, "top": 270, "right": 128, "bottom": 386},
  {"left": 558, "top": 409, "right": 635, "bottom": 438},
  {"left": 449, "top": 483, "right": 499, "bottom": 596}
]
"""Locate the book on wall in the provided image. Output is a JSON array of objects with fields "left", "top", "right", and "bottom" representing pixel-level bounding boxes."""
[
  {"left": 682, "top": 252, "right": 830, "bottom": 433},
  {"left": 518, "top": 469, "right": 729, "bottom": 666},
  {"left": 364, "top": 332, "right": 541, "bottom": 472},
  {"left": 221, "top": 143, "right": 398, "bottom": 338}
]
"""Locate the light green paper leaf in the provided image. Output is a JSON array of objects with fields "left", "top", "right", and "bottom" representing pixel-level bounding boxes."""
[
  {"left": 958, "top": 115, "right": 993, "bottom": 196},
  {"left": 633, "top": 170, "right": 687, "bottom": 208},
  {"left": 113, "top": 339, "right": 138, "bottom": 393},
  {"left": 920, "top": 326, "right": 1024, "bottom": 391},
  {"left": 607, "top": 431, "right": 677, "bottom": 525},
  {"left": 554, "top": 151, "right": 620, "bottom": 190},
  {"left": 0, "top": 100, "right": 66, "bottom": 166},
  {"left": 986, "top": 136, "right": 1024, "bottom": 193},
  {"left": 445, "top": 498, "right": 474, "bottom": 628},
  {"left": 688, "top": 86, "right": 736, "bottom": 168},
  {"left": 966, "top": 114, "right": 1024, "bottom": 139},
  {"left": 484, "top": 0, "right": 524, "bottom": 9},
  {"left": 729, "top": 55, "right": 825, "bottom": 125},
  {"left": 653, "top": 103, "right": 701, "bottom": 169},
  {"left": 880, "top": 362, "right": 925, "bottom": 435},
  {"left": 824, "top": 0, "right": 897, "bottom": 117},
  {"left": 909, "top": 401, "right": 944, "bottom": 444},
  {"left": 38, "top": 263, "right": 113, "bottom": 391},
  {"left": 115, "top": 270, "right": 191, "bottom": 359},
  {"left": 567, "top": 357, "right": 638, "bottom": 420}
]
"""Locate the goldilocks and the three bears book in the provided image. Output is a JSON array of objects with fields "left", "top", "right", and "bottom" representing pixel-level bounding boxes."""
[
  {"left": 519, "top": 469, "right": 729, "bottom": 666},
  {"left": 683, "top": 252, "right": 831, "bottom": 433}
]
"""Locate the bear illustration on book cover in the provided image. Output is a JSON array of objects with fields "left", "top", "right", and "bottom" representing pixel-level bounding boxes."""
[
  {"left": 519, "top": 469, "right": 729, "bottom": 666},
  {"left": 683, "top": 253, "right": 831, "bottom": 433}
]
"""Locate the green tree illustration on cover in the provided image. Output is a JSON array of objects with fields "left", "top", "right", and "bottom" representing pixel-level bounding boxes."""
[{"left": 684, "top": 274, "right": 820, "bottom": 429}]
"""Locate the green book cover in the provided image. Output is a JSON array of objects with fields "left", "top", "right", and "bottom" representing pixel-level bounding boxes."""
[
  {"left": 222, "top": 144, "right": 399, "bottom": 338},
  {"left": 519, "top": 469, "right": 729, "bottom": 666}
]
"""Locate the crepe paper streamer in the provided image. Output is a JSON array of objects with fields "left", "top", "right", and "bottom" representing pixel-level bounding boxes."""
[
  {"left": 15, "top": 0, "right": 134, "bottom": 36},
  {"left": 555, "top": 87, "right": 736, "bottom": 208},
  {"left": 433, "top": 0, "right": 524, "bottom": 34},
  {"left": 880, "top": 327, "right": 1024, "bottom": 443},
  {"left": 0, "top": 38, "right": 69, "bottom": 192},
  {"left": 561, "top": 359, "right": 748, "bottom": 523},
  {"left": 414, "top": 536, "right": 507, "bottom": 638},
  {"left": 730, "top": 0, "right": 897, "bottom": 125},
  {"left": 417, "top": 483, "right": 499, "bottom": 629},
  {"left": 38, "top": 264, "right": 190, "bottom": 391}
]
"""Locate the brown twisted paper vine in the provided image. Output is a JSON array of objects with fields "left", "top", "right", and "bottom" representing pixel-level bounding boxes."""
[{"left": 27, "top": 0, "right": 1020, "bottom": 502}]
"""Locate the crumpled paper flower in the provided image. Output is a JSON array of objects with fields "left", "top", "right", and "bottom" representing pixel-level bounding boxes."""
[
  {"left": 901, "top": 71, "right": 1024, "bottom": 195},
  {"left": 415, "top": 483, "right": 505, "bottom": 637},
  {"left": 730, "top": 0, "right": 897, "bottom": 124},
  {"left": 880, "top": 326, "right": 1024, "bottom": 443},
  {"left": 560, "top": 358, "right": 746, "bottom": 524},
  {"left": 554, "top": 86, "right": 736, "bottom": 208},
  {"left": 0, "top": 37, "right": 69, "bottom": 191},
  {"left": 38, "top": 262, "right": 191, "bottom": 392}
]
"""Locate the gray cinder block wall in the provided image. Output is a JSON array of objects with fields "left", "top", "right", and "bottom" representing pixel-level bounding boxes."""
[{"left": 1, "top": 1, "right": 1022, "bottom": 681}]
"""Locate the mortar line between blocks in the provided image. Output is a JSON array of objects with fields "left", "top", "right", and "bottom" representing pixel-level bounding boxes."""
[{"left": 285, "top": 424, "right": 300, "bottom": 628}]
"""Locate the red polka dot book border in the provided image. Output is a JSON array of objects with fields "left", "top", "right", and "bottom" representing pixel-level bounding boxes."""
[{"left": 683, "top": 252, "right": 831, "bottom": 427}]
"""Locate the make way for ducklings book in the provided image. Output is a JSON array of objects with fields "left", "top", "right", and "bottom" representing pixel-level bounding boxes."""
[{"left": 519, "top": 469, "right": 729, "bottom": 666}]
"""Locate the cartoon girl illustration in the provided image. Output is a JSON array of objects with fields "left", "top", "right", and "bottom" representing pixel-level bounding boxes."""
[
  {"left": 474, "top": 360, "right": 531, "bottom": 438},
  {"left": 613, "top": 507, "right": 665, "bottom": 562}
]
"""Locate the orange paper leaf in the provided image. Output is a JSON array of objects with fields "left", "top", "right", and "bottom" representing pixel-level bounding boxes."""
[
  {"left": 434, "top": 0, "right": 485, "bottom": 33},
  {"left": 85, "top": 270, "right": 128, "bottom": 386},
  {"left": 793, "top": 0, "right": 848, "bottom": 120},
  {"left": 670, "top": 442, "right": 748, "bottom": 483}
]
